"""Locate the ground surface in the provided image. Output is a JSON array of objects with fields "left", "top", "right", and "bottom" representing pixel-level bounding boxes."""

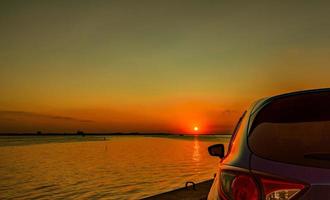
[{"left": 142, "top": 179, "right": 213, "bottom": 200}]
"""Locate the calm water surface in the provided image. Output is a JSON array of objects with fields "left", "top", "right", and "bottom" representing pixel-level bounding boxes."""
[{"left": 0, "top": 135, "right": 230, "bottom": 199}]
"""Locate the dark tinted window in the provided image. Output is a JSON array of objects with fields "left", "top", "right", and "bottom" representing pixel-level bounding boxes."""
[{"left": 249, "top": 90, "right": 330, "bottom": 168}]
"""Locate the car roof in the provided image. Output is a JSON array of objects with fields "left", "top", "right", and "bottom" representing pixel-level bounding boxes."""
[
  {"left": 251, "top": 88, "right": 330, "bottom": 115},
  {"left": 268, "top": 88, "right": 330, "bottom": 101}
]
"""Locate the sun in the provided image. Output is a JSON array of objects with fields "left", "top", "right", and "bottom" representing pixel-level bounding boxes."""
[{"left": 194, "top": 126, "right": 199, "bottom": 132}]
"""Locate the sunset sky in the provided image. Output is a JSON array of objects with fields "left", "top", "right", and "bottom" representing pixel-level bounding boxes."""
[{"left": 1, "top": 1, "right": 330, "bottom": 134}]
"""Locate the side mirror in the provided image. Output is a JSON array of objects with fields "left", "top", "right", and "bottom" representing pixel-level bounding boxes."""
[{"left": 208, "top": 144, "right": 225, "bottom": 158}]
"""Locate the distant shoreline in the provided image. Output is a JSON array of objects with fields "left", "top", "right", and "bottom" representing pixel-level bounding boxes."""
[{"left": 0, "top": 133, "right": 231, "bottom": 136}]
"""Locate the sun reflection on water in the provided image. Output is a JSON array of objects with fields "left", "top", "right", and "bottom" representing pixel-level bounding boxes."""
[{"left": 192, "top": 137, "right": 200, "bottom": 162}]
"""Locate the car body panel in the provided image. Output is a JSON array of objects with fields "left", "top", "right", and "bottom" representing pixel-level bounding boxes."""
[
  {"left": 251, "top": 155, "right": 330, "bottom": 199},
  {"left": 208, "top": 101, "right": 259, "bottom": 200},
  {"left": 221, "top": 100, "right": 260, "bottom": 168}
]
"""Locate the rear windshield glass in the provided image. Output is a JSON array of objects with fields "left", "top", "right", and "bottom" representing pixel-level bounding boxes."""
[{"left": 249, "top": 91, "right": 330, "bottom": 168}]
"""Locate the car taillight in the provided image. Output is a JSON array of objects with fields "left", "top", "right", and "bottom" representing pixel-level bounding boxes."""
[
  {"left": 219, "top": 170, "right": 307, "bottom": 200},
  {"left": 220, "top": 170, "right": 260, "bottom": 200},
  {"left": 260, "top": 177, "right": 306, "bottom": 200}
]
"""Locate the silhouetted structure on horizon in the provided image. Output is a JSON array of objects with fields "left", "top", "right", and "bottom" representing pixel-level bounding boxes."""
[{"left": 77, "top": 130, "right": 85, "bottom": 137}]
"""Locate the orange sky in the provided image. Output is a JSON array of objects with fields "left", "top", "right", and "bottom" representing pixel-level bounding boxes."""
[{"left": 1, "top": 1, "right": 330, "bottom": 134}]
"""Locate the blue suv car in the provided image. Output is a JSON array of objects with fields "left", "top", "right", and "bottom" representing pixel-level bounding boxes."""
[{"left": 208, "top": 88, "right": 330, "bottom": 200}]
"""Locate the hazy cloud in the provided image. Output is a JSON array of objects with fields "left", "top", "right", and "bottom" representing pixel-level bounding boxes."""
[{"left": 0, "top": 111, "right": 94, "bottom": 123}]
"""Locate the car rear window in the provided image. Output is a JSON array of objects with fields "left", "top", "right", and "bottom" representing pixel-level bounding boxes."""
[{"left": 249, "top": 90, "right": 330, "bottom": 168}]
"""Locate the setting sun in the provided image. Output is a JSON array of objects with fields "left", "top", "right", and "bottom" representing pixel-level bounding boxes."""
[{"left": 194, "top": 126, "right": 199, "bottom": 132}]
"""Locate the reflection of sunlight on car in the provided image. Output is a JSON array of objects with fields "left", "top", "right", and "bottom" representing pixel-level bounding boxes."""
[{"left": 192, "top": 137, "right": 200, "bottom": 162}]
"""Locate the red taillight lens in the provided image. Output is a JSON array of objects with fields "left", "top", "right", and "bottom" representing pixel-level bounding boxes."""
[
  {"left": 220, "top": 171, "right": 259, "bottom": 200},
  {"left": 232, "top": 175, "right": 259, "bottom": 200},
  {"left": 219, "top": 170, "right": 307, "bottom": 200},
  {"left": 260, "top": 177, "right": 306, "bottom": 200}
]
